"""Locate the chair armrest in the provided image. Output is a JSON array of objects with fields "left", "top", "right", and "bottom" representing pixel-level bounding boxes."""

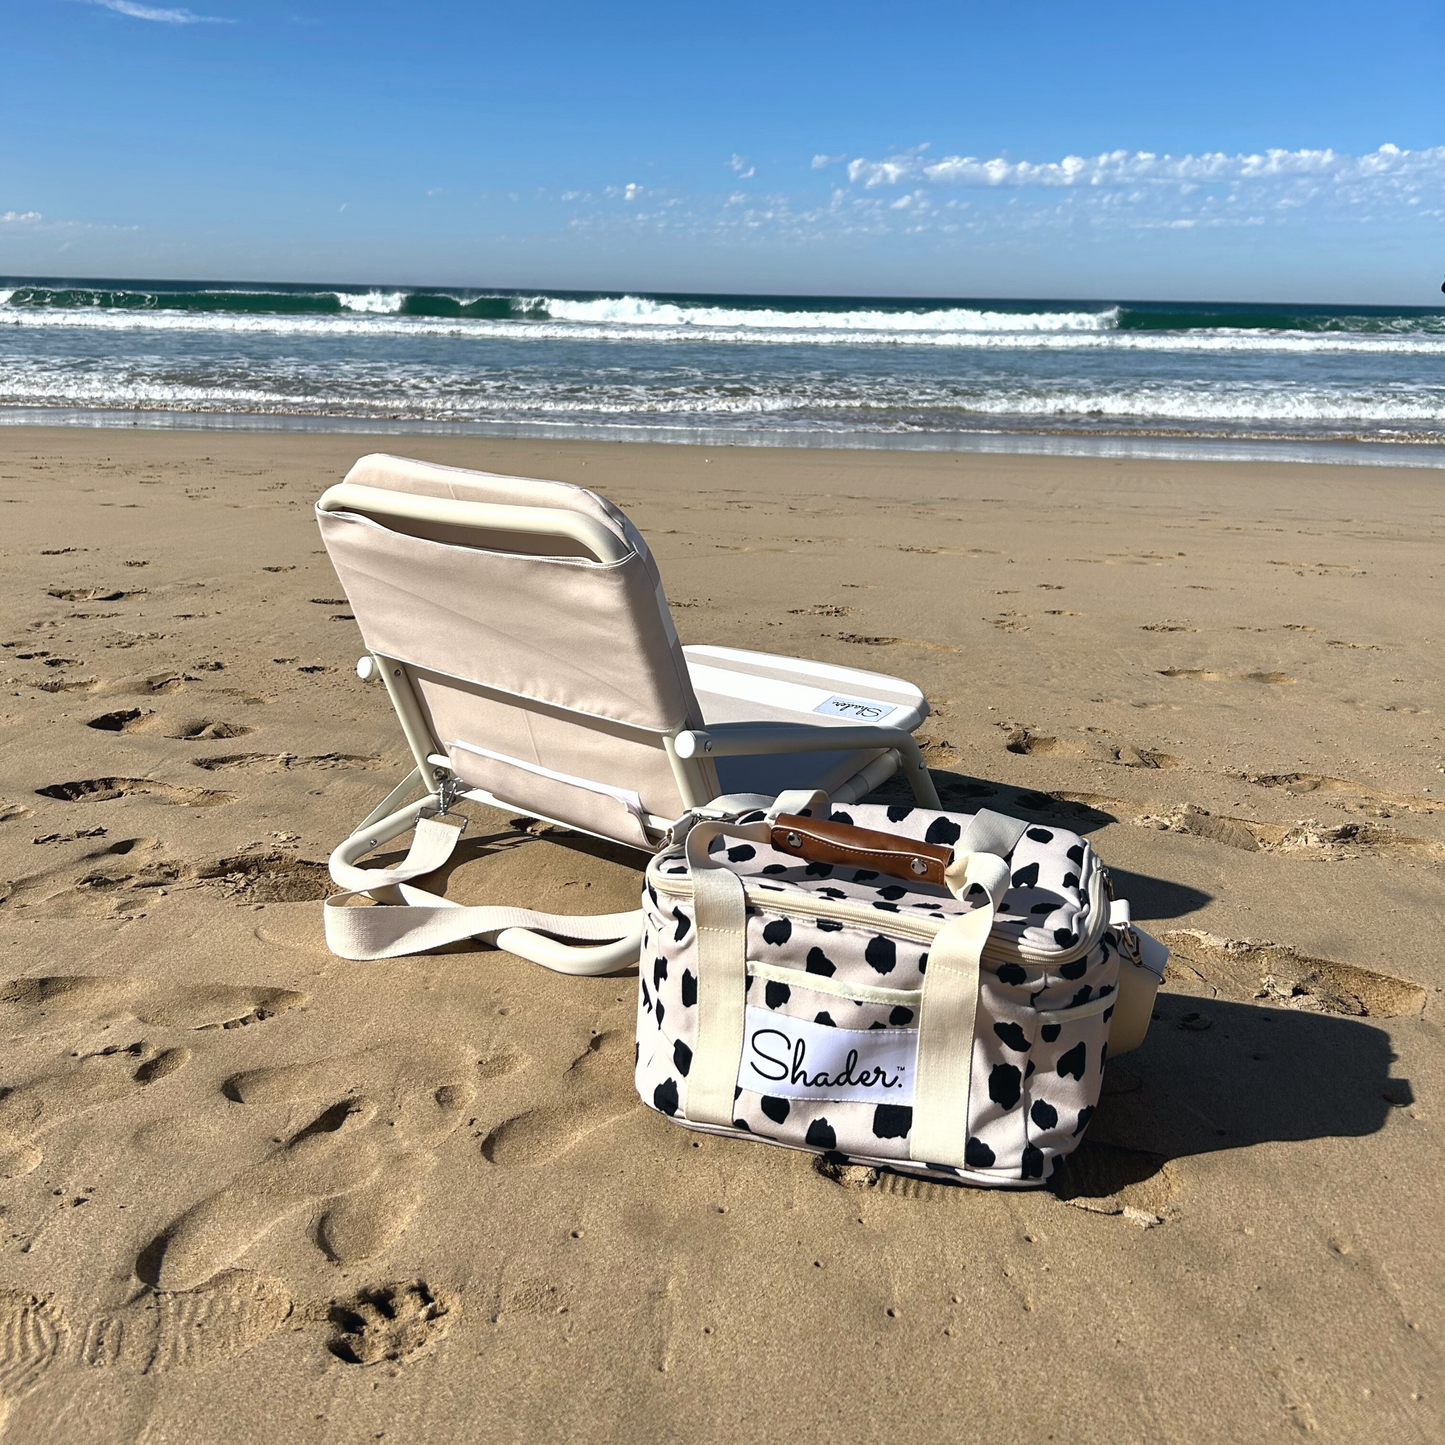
[{"left": 674, "top": 723, "right": 940, "bottom": 808}]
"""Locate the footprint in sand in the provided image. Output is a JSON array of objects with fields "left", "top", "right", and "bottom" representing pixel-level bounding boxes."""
[
  {"left": 139, "top": 1043, "right": 521, "bottom": 1290},
  {"left": 78, "top": 1270, "right": 293, "bottom": 1374},
  {"left": 480, "top": 1028, "right": 635, "bottom": 1167},
  {"left": 0, "top": 977, "right": 307, "bottom": 1176},
  {"left": 1004, "top": 728, "right": 1182, "bottom": 769},
  {"left": 0, "top": 1293, "right": 66, "bottom": 1433},
  {"left": 33, "top": 777, "right": 233, "bottom": 807},
  {"left": 189, "top": 752, "right": 380, "bottom": 774},
  {"left": 0, "top": 1041, "right": 191, "bottom": 1179}
]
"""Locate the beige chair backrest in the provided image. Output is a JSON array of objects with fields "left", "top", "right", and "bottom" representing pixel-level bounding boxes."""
[{"left": 317, "top": 454, "right": 708, "bottom": 846}]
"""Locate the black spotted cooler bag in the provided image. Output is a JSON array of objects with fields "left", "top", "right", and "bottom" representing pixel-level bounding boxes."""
[{"left": 635, "top": 790, "right": 1169, "bottom": 1188}]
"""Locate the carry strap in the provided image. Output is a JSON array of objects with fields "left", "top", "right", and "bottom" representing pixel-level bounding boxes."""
[{"left": 324, "top": 815, "right": 642, "bottom": 973}]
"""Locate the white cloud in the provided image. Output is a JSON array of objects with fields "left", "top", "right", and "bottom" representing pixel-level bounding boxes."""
[
  {"left": 728, "top": 154, "right": 756, "bottom": 179},
  {"left": 78, "top": 0, "right": 231, "bottom": 23},
  {"left": 845, "top": 143, "right": 1445, "bottom": 193},
  {"left": 811, "top": 154, "right": 845, "bottom": 169},
  {"left": 1, "top": 211, "right": 43, "bottom": 224}
]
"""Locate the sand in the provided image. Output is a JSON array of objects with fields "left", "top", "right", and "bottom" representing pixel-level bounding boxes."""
[{"left": 0, "top": 427, "right": 1440, "bottom": 1444}]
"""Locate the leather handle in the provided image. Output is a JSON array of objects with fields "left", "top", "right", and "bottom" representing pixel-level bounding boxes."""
[{"left": 769, "top": 813, "right": 952, "bottom": 888}]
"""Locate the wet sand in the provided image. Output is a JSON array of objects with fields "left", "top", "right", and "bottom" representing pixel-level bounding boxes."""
[{"left": 0, "top": 427, "right": 1441, "bottom": 1443}]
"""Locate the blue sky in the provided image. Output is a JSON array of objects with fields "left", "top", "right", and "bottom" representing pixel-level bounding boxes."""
[{"left": 3, "top": 0, "right": 1443, "bottom": 301}]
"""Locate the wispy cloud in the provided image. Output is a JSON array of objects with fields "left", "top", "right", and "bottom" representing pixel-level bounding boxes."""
[
  {"left": 728, "top": 154, "right": 756, "bottom": 179},
  {"left": 1, "top": 211, "right": 44, "bottom": 224},
  {"left": 78, "top": 0, "right": 231, "bottom": 24}
]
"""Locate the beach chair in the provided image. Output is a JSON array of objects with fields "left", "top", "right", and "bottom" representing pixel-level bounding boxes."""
[{"left": 317, "top": 454, "right": 940, "bottom": 972}]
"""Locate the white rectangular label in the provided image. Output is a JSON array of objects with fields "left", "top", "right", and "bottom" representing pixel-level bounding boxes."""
[
  {"left": 812, "top": 694, "right": 898, "bottom": 722},
  {"left": 737, "top": 1006, "right": 917, "bottom": 1105}
]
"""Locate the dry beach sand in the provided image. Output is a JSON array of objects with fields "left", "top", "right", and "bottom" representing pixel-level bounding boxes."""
[{"left": 0, "top": 427, "right": 1441, "bottom": 1443}]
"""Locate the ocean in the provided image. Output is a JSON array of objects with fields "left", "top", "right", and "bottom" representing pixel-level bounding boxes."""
[{"left": 3, "top": 279, "right": 1444, "bottom": 463}]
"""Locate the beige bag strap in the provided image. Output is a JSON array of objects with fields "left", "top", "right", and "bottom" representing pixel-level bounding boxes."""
[
  {"left": 910, "top": 851, "right": 1011, "bottom": 1168},
  {"left": 324, "top": 815, "right": 642, "bottom": 973},
  {"left": 680, "top": 817, "right": 770, "bottom": 1126}
]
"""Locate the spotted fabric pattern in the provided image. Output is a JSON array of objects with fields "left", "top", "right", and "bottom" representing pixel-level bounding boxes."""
[{"left": 635, "top": 803, "right": 1119, "bottom": 1188}]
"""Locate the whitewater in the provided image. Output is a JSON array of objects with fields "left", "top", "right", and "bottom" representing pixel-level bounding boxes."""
[{"left": 2, "top": 280, "right": 1443, "bottom": 449}]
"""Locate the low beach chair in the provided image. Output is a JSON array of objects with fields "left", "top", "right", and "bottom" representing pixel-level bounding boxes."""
[{"left": 317, "top": 454, "right": 940, "bottom": 971}]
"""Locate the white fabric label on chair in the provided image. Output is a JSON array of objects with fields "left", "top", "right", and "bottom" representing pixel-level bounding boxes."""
[
  {"left": 811, "top": 694, "right": 898, "bottom": 722},
  {"left": 737, "top": 1007, "right": 917, "bottom": 1106}
]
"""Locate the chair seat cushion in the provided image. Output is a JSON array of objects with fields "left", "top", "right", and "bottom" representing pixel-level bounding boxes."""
[{"left": 683, "top": 645, "right": 929, "bottom": 798}]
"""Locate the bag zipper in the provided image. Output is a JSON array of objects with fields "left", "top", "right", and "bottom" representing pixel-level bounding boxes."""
[{"left": 647, "top": 853, "right": 1112, "bottom": 970}]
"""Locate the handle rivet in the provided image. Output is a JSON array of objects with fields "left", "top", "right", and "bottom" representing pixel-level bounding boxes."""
[
  {"left": 910, "top": 857, "right": 928, "bottom": 875},
  {"left": 786, "top": 831, "right": 802, "bottom": 848}
]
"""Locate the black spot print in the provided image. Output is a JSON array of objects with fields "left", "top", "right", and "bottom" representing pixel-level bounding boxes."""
[
  {"left": 886, "top": 805, "right": 914, "bottom": 823},
  {"left": 1040, "top": 1023, "right": 1061, "bottom": 1043},
  {"left": 762, "top": 863, "right": 788, "bottom": 875},
  {"left": 996, "top": 961, "right": 1027, "bottom": 986},
  {"left": 681, "top": 969, "right": 697, "bottom": 1007},
  {"left": 988, "top": 1063, "right": 1022, "bottom": 1111},
  {"left": 1024, "top": 1059, "right": 1035, "bottom": 1079},
  {"left": 655, "top": 1000, "right": 666, "bottom": 1029},
  {"left": 1066, "top": 843, "right": 1085, "bottom": 866},
  {"left": 814, "top": 1011, "right": 836, "bottom": 1027},
  {"left": 727, "top": 844, "right": 756, "bottom": 863},
  {"left": 925, "top": 816, "right": 961, "bottom": 846},
  {"left": 917, "top": 952, "right": 928, "bottom": 974},
  {"left": 868, "top": 1021, "right": 885, "bottom": 1030},
  {"left": 1020, "top": 1145, "right": 1044, "bottom": 1179},
  {"left": 1030, "top": 1099, "right": 1058, "bottom": 1130},
  {"left": 1062, "top": 872, "right": 1079, "bottom": 890},
  {"left": 852, "top": 869, "right": 879, "bottom": 883},
  {"left": 641, "top": 980, "right": 652, "bottom": 1011},
  {"left": 865, "top": 936, "right": 897, "bottom": 974},
  {"left": 872, "top": 902, "right": 899, "bottom": 913},
  {"left": 1073, "top": 1105, "right": 1095, "bottom": 1137},
  {"left": 653, "top": 957, "right": 668, "bottom": 990},
  {"left": 818, "top": 887, "right": 847, "bottom": 900},
  {"left": 1069, "top": 986, "right": 1093, "bottom": 1007},
  {"left": 1058, "top": 957, "right": 1087, "bottom": 980},
  {"left": 1057, "top": 1041, "right": 1087, "bottom": 1080},
  {"left": 884, "top": 1005, "right": 913, "bottom": 1027},
  {"left": 672, "top": 908, "right": 691, "bottom": 942},
  {"left": 673, "top": 1040, "right": 693, "bottom": 1077},
  {"left": 765, "top": 980, "right": 791, "bottom": 1009},
  {"left": 762, "top": 917, "right": 792, "bottom": 946},
  {"left": 646, "top": 881, "right": 659, "bottom": 908},
  {"left": 964, "top": 1136, "right": 995, "bottom": 1169},
  {"left": 805, "top": 1118, "right": 837, "bottom": 1150},
  {"left": 1011, "top": 862, "right": 1040, "bottom": 889},
  {"left": 993, "top": 1021, "right": 1031, "bottom": 1053},
  {"left": 732, "top": 1117, "right": 751, "bottom": 1132},
  {"left": 635, "top": 1040, "right": 639, "bottom": 1065},
  {"left": 760, "top": 1096, "right": 790, "bottom": 1124},
  {"left": 872, "top": 1104, "right": 913, "bottom": 1139},
  {"left": 816, "top": 918, "right": 844, "bottom": 933},
  {"left": 1030, "top": 902, "right": 1054, "bottom": 915},
  {"left": 653, "top": 1078, "right": 679, "bottom": 1116},
  {"left": 1026, "top": 828, "right": 1054, "bottom": 844},
  {"left": 877, "top": 885, "right": 907, "bottom": 901},
  {"left": 745, "top": 974, "right": 755, "bottom": 993},
  {"left": 831, "top": 811, "right": 854, "bottom": 826},
  {"left": 806, "top": 947, "right": 836, "bottom": 977},
  {"left": 804, "top": 861, "right": 835, "bottom": 878}
]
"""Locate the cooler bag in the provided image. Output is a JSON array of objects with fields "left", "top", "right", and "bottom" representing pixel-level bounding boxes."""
[{"left": 635, "top": 790, "right": 1168, "bottom": 1188}]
